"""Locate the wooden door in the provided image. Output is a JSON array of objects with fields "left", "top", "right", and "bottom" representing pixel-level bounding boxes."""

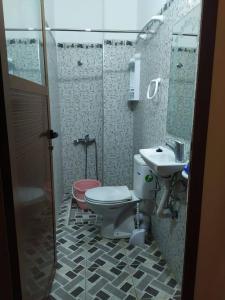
[{"left": 0, "top": 0, "right": 56, "bottom": 299}]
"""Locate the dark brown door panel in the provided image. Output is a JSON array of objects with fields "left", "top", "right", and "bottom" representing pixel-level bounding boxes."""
[{"left": 9, "top": 90, "right": 55, "bottom": 300}]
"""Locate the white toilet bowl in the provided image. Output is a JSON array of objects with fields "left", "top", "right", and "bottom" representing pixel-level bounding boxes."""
[
  {"left": 85, "top": 154, "right": 156, "bottom": 240},
  {"left": 85, "top": 186, "right": 140, "bottom": 239}
]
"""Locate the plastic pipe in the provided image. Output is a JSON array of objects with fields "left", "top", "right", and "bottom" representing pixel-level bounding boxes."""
[{"left": 157, "top": 178, "right": 170, "bottom": 217}]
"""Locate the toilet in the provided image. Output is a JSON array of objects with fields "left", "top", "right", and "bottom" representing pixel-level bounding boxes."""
[{"left": 85, "top": 154, "right": 155, "bottom": 239}]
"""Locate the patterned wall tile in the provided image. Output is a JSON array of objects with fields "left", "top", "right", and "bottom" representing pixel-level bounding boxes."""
[
  {"left": 103, "top": 43, "right": 135, "bottom": 188},
  {"left": 6, "top": 39, "right": 44, "bottom": 84},
  {"left": 167, "top": 46, "right": 198, "bottom": 140},
  {"left": 57, "top": 45, "right": 104, "bottom": 192},
  {"left": 151, "top": 189, "right": 188, "bottom": 284},
  {"left": 133, "top": 0, "right": 201, "bottom": 283},
  {"left": 57, "top": 41, "right": 135, "bottom": 191}
]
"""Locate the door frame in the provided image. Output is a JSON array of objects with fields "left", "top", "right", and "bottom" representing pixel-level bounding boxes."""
[
  {"left": 0, "top": 0, "right": 220, "bottom": 299},
  {"left": 0, "top": 43, "right": 22, "bottom": 300},
  {"left": 181, "top": 0, "right": 219, "bottom": 299},
  {"left": 193, "top": 0, "right": 225, "bottom": 297},
  {"left": 0, "top": 0, "right": 22, "bottom": 298}
]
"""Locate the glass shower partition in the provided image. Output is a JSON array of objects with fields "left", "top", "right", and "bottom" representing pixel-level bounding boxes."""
[
  {"left": 57, "top": 30, "right": 137, "bottom": 195},
  {"left": 56, "top": 32, "right": 104, "bottom": 195},
  {"left": 3, "top": 0, "right": 46, "bottom": 84}
]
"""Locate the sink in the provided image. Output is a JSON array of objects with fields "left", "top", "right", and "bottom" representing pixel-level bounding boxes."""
[{"left": 139, "top": 146, "right": 186, "bottom": 177}]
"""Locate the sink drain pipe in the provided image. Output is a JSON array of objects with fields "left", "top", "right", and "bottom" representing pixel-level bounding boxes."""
[{"left": 156, "top": 178, "right": 171, "bottom": 218}]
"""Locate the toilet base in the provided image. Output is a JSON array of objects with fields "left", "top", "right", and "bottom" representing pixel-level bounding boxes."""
[
  {"left": 86, "top": 190, "right": 140, "bottom": 240},
  {"left": 101, "top": 230, "right": 131, "bottom": 240},
  {"left": 101, "top": 214, "right": 135, "bottom": 240}
]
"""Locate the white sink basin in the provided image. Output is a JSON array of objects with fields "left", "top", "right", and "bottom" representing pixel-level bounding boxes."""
[{"left": 139, "top": 146, "right": 186, "bottom": 177}]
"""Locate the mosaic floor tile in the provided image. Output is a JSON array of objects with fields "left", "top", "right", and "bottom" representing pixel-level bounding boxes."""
[
  {"left": 69, "top": 198, "right": 103, "bottom": 226},
  {"left": 50, "top": 197, "right": 181, "bottom": 300}
]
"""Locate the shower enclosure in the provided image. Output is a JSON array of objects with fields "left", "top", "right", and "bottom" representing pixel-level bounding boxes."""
[{"left": 57, "top": 32, "right": 137, "bottom": 193}]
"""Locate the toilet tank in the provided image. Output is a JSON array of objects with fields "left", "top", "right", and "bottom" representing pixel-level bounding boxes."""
[{"left": 133, "top": 154, "right": 155, "bottom": 200}]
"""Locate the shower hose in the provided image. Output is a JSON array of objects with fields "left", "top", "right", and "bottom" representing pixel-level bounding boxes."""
[{"left": 85, "top": 140, "right": 98, "bottom": 180}]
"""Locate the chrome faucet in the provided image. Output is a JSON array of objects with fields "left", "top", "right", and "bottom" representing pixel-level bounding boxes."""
[{"left": 166, "top": 140, "right": 185, "bottom": 162}]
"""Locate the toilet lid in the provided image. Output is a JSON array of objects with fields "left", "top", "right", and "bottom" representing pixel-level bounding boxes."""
[{"left": 85, "top": 186, "right": 131, "bottom": 203}]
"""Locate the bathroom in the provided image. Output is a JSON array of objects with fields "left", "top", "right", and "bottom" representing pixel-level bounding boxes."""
[{"left": 2, "top": 0, "right": 203, "bottom": 299}]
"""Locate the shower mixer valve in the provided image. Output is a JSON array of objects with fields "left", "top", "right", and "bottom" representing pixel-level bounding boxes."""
[{"left": 73, "top": 134, "right": 95, "bottom": 146}]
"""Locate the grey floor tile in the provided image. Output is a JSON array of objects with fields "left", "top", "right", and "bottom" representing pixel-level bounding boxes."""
[
  {"left": 51, "top": 281, "right": 61, "bottom": 292},
  {"left": 96, "top": 268, "right": 115, "bottom": 281},
  {"left": 54, "top": 272, "right": 70, "bottom": 286},
  {"left": 151, "top": 280, "right": 175, "bottom": 295},
  {"left": 87, "top": 277, "right": 108, "bottom": 296},
  {"left": 50, "top": 198, "right": 180, "bottom": 300},
  {"left": 64, "top": 275, "right": 85, "bottom": 292},
  {"left": 136, "top": 274, "right": 154, "bottom": 291},
  {"left": 54, "top": 287, "right": 76, "bottom": 300},
  {"left": 104, "top": 283, "right": 127, "bottom": 299},
  {"left": 87, "top": 249, "right": 105, "bottom": 262}
]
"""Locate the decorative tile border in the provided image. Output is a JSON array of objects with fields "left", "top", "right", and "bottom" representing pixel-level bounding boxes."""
[
  {"left": 7, "top": 38, "right": 40, "bottom": 45},
  {"left": 104, "top": 40, "right": 134, "bottom": 46},
  {"left": 172, "top": 46, "right": 197, "bottom": 53},
  {"left": 57, "top": 42, "right": 103, "bottom": 49},
  {"left": 57, "top": 40, "right": 134, "bottom": 49}
]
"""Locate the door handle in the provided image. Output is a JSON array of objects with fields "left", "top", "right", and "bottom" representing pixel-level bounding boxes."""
[{"left": 48, "top": 130, "right": 59, "bottom": 140}]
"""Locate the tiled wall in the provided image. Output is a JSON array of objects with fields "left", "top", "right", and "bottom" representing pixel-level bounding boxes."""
[
  {"left": 103, "top": 41, "right": 135, "bottom": 188},
  {"left": 57, "top": 43, "right": 104, "bottom": 192},
  {"left": 133, "top": 0, "right": 200, "bottom": 283},
  {"left": 152, "top": 182, "right": 188, "bottom": 284},
  {"left": 6, "top": 39, "right": 45, "bottom": 84},
  {"left": 167, "top": 47, "right": 198, "bottom": 141},
  {"left": 57, "top": 41, "right": 135, "bottom": 192}
]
